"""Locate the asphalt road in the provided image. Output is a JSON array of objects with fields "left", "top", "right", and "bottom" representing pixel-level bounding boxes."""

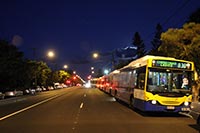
[{"left": 0, "top": 87, "right": 199, "bottom": 133}]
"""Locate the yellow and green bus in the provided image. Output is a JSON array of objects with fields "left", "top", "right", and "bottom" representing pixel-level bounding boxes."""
[{"left": 109, "top": 55, "right": 197, "bottom": 112}]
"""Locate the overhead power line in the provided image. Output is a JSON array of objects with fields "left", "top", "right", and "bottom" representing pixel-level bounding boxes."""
[
  {"left": 144, "top": 0, "right": 191, "bottom": 49},
  {"left": 162, "top": 0, "right": 191, "bottom": 26}
]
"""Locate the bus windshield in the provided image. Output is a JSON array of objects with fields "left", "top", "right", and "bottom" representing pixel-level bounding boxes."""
[{"left": 147, "top": 68, "right": 193, "bottom": 94}]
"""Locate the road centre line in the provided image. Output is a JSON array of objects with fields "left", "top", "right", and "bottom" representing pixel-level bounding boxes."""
[
  {"left": 0, "top": 95, "right": 60, "bottom": 121},
  {"left": 72, "top": 102, "right": 84, "bottom": 131},
  {"left": 80, "top": 102, "right": 84, "bottom": 109}
]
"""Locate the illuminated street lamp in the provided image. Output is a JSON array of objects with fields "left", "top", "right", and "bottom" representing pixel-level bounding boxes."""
[
  {"left": 47, "top": 50, "right": 57, "bottom": 70},
  {"left": 92, "top": 52, "right": 99, "bottom": 59},
  {"left": 104, "top": 69, "right": 109, "bottom": 75},
  {"left": 47, "top": 50, "right": 55, "bottom": 58},
  {"left": 91, "top": 67, "right": 95, "bottom": 74},
  {"left": 63, "top": 65, "right": 68, "bottom": 69},
  {"left": 73, "top": 71, "right": 76, "bottom": 74}
]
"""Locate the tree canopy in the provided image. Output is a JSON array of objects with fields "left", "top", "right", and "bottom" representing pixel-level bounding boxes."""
[
  {"left": 0, "top": 40, "right": 24, "bottom": 88},
  {"left": 187, "top": 8, "right": 200, "bottom": 24},
  {"left": 158, "top": 22, "right": 200, "bottom": 71},
  {"left": 150, "top": 23, "right": 163, "bottom": 55},
  {"left": 0, "top": 39, "right": 71, "bottom": 90}
]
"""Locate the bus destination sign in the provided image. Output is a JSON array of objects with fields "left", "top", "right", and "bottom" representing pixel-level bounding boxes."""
[{"left": 152, "top": 60, "right": 191, "bottom": 70}]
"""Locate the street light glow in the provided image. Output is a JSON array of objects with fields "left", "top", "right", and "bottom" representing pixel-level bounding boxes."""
[
  {"left": 47, "top": 50, "right": 55, "bottom": 58},
  {"left": 64, "top": 65, "right": 68, "bottom": 69},
  {"left": 93, "top": 52, "right": 99, "bottom": 59},
  {"left": 104, "top": 69, "right": 109, "bottom": 75}
]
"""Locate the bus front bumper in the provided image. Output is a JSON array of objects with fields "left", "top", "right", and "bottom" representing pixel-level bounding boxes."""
[{"left": 144, "top": 102, "right": 190, "bottom": 112}]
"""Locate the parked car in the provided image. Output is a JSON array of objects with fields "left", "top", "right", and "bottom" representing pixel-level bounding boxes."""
[
  {"left": 4, "top": 89, "right": 23, "bottom": 97},
  {"left": 35, "top": 86, "right": 42, "bottom": 92},
  {"left": 0, "top": 92, "right": 5, "bottom": 99},
  {"left": 54, "top": 83, "right": 63, "bottom": 89},
  {"left": 23, "top": 88, "right": 36, "bottom": 95},
  {"left": 188, "top": 101, "right": 200, "bottom": 125},
  {"left": 47, "top": 86, "right": 54, "bottom": 91},
  {"left": 41, "top": 86, "right": 47, "bottom": 91}
]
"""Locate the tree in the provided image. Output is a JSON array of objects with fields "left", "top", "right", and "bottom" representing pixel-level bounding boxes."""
[
  {"left": 158, "top": 22, "right": 200, "bottom": 71},
  {"left": 187, "top": 8, "right": 200, "bottom": 24},
  {"left": 23, "top": 60, "right": 52, "bottom": 87},
  {"left": 0, "top": 39, "right": 62, "bottom": 90},
  {"left": 58, "top": 70, "right": 70, "bottom": 83},
  {"left": 150, "top": 23, "right": 163, "bottom": 55},
  {"left": 0, "top": 40, "right": 24, "bottom": 89},
  {"left": 51, "top": 70, "right": 70, "bottom": 84},
  {"left": 132, "top": 32, "right": 146, "bottom": 58},
  {"left": 35, "top": 61, "right": 51, "bottom": 86}
]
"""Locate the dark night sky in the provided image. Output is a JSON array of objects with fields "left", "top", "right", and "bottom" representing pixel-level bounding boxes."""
[{"left": 0, "top": 0, "right": 200, "bottom": 79}]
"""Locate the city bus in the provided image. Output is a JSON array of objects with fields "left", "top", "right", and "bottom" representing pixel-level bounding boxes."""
[
  {"left": 96, "top": 76, "right": 109, "bottom": 92},
  {"left": 90, "top": 78, "right": 99, "bottom": 88},
  {"left": 108, "top": 55, "right": 197, "bottom": 112}
]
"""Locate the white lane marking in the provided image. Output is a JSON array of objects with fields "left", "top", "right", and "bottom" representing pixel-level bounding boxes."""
[
  {"left": 72, "top": 96, "right": 85, "bottom": 131},
  {"left": 0, "top": 95, "right": 60, "bottom": 121},
  {"left": 80, "top": 102, "right": 84, "bottom": 109}
]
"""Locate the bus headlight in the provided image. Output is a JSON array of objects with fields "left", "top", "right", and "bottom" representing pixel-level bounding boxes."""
[
  {"left": 184, "top": 101, "right": 189, "bottom": 106},
  {"left": 151, "top": 100, "right": 157, "bottom": 105}
]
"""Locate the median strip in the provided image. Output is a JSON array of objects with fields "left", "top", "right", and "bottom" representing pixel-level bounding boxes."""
[{"left": 0, "top": 95, "right": 60, "bottom": 121}]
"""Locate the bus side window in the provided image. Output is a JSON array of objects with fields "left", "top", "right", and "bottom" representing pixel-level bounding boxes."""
[
  {"left": 138, "top": 73, "right": 145, "bottom": 90},
  {"left": 148, "top": 78, "right": 153, "bottom": 85}
]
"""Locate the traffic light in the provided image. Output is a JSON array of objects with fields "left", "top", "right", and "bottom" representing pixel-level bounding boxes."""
[{"left": 73, "top": 76, "right": 77, "bottom": 80}]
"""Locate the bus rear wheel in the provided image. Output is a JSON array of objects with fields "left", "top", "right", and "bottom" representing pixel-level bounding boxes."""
[{"left": 114, "top": 90, "right": 119, "bottom": 101}]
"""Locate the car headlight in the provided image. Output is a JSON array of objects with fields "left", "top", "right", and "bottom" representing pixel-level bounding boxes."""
[
  {"left": 151, "top": 100, "right": 157, "bottom": 105},
  {"left": 184, "top": 101, "right": 189, "bottom": 106},
  {"left": 10, "top": 92, "right": 14, "bottom": 96}
]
